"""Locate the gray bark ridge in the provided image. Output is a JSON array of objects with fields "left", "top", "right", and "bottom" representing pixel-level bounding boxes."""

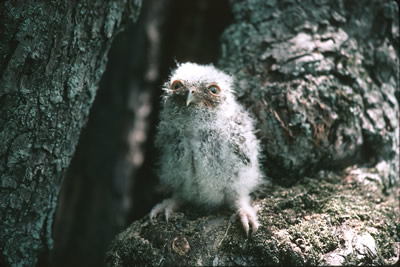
[
  {"left": 219, "top": 0, "right": 398, "bottom": 185},
  {"left": 0, "top": 1, "right": 141, "bottom": 265}
]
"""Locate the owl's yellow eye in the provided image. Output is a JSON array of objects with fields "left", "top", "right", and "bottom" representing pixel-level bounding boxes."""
[
  {"left": 208, "top": 84, "right": 221, "bottom": 95},
  {"left": 171, "top": 80, "right": 184, "bottom": 90}
]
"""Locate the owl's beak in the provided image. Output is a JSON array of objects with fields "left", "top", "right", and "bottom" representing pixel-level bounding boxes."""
[{"left": 186, "top": 90, "right": 195, "bottom": 106}]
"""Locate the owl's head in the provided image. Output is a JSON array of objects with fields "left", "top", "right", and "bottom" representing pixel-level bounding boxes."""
[{"left": 163, "top": 62, "right": 234, "bottom": 108}]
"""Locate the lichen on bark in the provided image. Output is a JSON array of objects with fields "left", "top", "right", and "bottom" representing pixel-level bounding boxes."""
[
  {"left": 219, "top": 0, "right": 398, "bottom": 186},
  {"left": 0, "top": 0, "right": 141, "bottom": 265},
  {"left": 106, "top": 165, "right": 399, "bottom": 266}
]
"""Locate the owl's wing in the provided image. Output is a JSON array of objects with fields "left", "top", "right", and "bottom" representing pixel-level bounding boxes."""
[
  {"left": 231, "top": 142, "right": 251, "bottom": 166},
  {"left": 228, "top": 112, "right": 253, "bottom": 166}
]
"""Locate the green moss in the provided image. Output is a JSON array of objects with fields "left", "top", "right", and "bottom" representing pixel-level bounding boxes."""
[
  {"left": 107, "top": 164, "right": 398, "bottom": 266},
  {"left": 288, "top": 214, "right": 339, "bottom": 253},
  {"left": 253, "top": 166, "right": 398, "bottom": 265}
]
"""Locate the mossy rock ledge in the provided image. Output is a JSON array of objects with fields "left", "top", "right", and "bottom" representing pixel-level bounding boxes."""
[{"left": 106, "top": 164, "right": 399, "bottom": 266}]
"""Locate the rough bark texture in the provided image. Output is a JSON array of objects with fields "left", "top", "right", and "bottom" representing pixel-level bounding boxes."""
[
  {"left": 218, "top": 0, "right": 399, "bottom": 186},
  {"left": 50, "top": 1, "right": 166, "bottom": 265},
  {"left": 0, "top": 1, "right": 141, "bottom": 266},
  {"left": 106, "top": 0, "right": 399, "bottom": 265},
  {"left": 106, "top": 166, "right": 398, "bottom": 266}
]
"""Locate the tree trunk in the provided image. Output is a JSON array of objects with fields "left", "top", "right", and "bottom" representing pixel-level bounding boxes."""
[
  {"left": 105, "top": 0, "right": 399, "bottom": 265},
  {"left": 106, "top": 167, "right": 399, "bottom": 266},
  {"left": 218, "top": 0, "right": 398, "bottom": 185},
  {"left": 0, "top": 1, "right": 141, "bottom": 265}
]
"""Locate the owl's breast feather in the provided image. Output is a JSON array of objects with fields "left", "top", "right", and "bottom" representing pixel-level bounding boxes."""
[
  {"left": 180, "top": 128, "right": 241, "bottom": 206},
  {"left": 157, "top": 105, "right": 258, "bottom": 207}
]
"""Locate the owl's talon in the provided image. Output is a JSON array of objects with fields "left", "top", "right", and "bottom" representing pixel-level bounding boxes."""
[
  {"left": 239, "top": 212, "right": 250, "bottom": 236},
  {"left": 165, "top": 208, "right": 171, "bottom": 222},
  {"left": 150, "top": 198, "right": 179, "bottom": 223},
  {"left": 237, "top": 204, "right": 259, "bottom": 237}
]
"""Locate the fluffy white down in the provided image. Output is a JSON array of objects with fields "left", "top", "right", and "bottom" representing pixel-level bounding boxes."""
[{"left": 155, "top": 62, "right": 262, "bottom": 208}]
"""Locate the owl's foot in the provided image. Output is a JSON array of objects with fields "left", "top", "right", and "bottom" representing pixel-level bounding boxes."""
[
  {"left": 150, "top": 198, "right": 179, "bottom": 223},
  {"left": 236, "top": 203, "right": 260, "bottom": 237}
]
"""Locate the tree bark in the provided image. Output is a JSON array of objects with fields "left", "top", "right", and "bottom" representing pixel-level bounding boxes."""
[
  {"left": 106, "top": 166, "right": 399, "bottom": 266},
  {"left": 0, "top": 1, "right": 141, "bottom": 265},
  {"left": 218, "top": 0, "right": 398, "bottom": 186},
  {"left": 106, "top": 0, "right": 399, "bottom": 265}
]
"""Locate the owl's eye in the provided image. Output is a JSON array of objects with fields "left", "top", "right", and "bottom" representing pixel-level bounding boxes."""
[
  {"left": 207, "top": 84, "right": 221, "bottom": 95},
  {"left": 171, "top": 80, "right": 184, "bottom": 90}
]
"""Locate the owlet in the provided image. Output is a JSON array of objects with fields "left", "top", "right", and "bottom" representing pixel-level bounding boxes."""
[{"left": 150, "top": 62, "right": 263, "bottom": 235}]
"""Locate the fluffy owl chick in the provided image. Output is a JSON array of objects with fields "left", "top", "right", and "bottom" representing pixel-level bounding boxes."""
[{"left": 150, "top": 62, "right": 262, "bottom": 236}]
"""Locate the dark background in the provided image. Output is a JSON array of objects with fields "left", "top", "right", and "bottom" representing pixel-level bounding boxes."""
[{"left": 50, "top": 0, "right": 233, "bottom": 266}]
